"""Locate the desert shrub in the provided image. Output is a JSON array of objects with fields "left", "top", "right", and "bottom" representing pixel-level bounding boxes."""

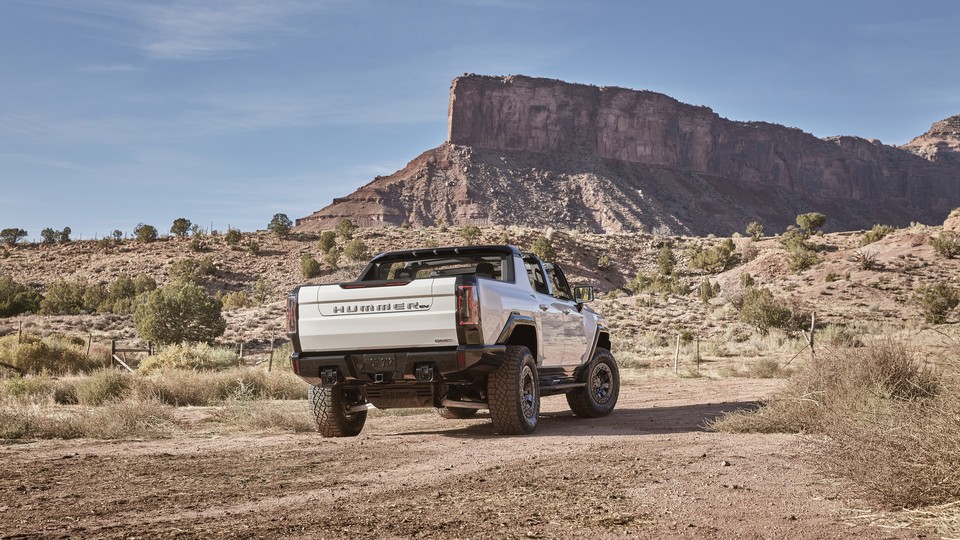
[
  {"left": 252, "top": 279, "right": 270, "bottom": 305},
  {"left": 133, "top": 223, "right": 158, "bottom": 242},
  {"left": 39, "top": 280, "right": 90, "bottom": 315},
  {"left": 1, "top": 399, "right": 176, "bottom": 440},
  {"left": 138, "top": 342, "right": 237, "bottom": 373},
  {"left": 0, "top": 334, "right": 103, "bottom": 374},
  {"left": 739, "top": 272, "right": 755, "bottom": 289},
  {"left": 852, "top": 249, "right": 878, "bottom": 270},
  {"left": 168, "top": 256, "right": 216, "bottom": 284},
  {"left": 301, "top": 254, "right": 322, "bottom": 278},
  {"left": 861, "top": 224, "right": 895, "bottom": 245},
  {"left": 2, "top": 375, "right": 54, "bottom": 401},
  {"left": 0, "top": 275, "right": 41, "bottom": 316},
  {"left": 134, "top": 367, "right": 304, "bottom": 405},
  {"left": 688, "top": 239, "right": 738, "bottom": 273},
  {"left": 170, "top": 218, "right": 191, "bottom": 238},
  {"left": 913, "top": 282, "right": 959, "bottom": 324},
  {"left": 460, "top": 225, "right": 482, "bottom": 245},
  {"left": 597, "top": 254, "right": 611, "bottom": 269},
  {"left": 796, "top": 212, "right": 827, "bottom": 233},
  {"left": 698, "top": 278, "right": 717, "bottom": 303},
  {"left": 657, "top": 245, "right": 675, "bottom": 275},
  {"left": 222, "top": 228, "right": 241, "bottom": 247},
  {"left": 343, "top": 238, "right": 368, "bottom": 261},
  {"left": 318, "top": 230, "right": 336, "bottom": 252},
  {"left": 324, "top": 247, "right": 340, "bottom": 269},
  {"left": 0, "top": 228, "right": 27, "bottom": 245},
  {"left": 746, "top": 221, "right": 764, "bottom": 241},
  {"left": 247, "top": 240, "right": 261, "bottom": 255},
  {"left": 734, "top": 286, "right": 792, "bottom": 334},
  {"left": 713, "top": 340, "right": 960, "bottom": 508},
  {"left": 930, "top": 231, "right": 960, "bottom": 259},
  {"left": 268, "top": 213, "right": 293, "bottom": 239},
  {"left": 133, "top": 282, "right": 226, "bottom": 344},
  {"left": 189, "top": 237, "right": 207, "bottom": 252},
  {"left": 336, "top": 218, "right": 357, "bottom": 240},
  {"left": 720, "top": 359, "right": 793, "bottom": 379},
  {"left": 627, "top": 272, "right": 689, "bottom": 297},
  {"left": 76, "top": 369, "right": 132, "bottom": 405},
  {"left": 531, "top": 235, "right": 556, "bottom": 261},
  {"left": 221, "top": 291, "right": 250, "bottom": 309}
]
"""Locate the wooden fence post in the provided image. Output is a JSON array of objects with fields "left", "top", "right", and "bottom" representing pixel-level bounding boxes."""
[
  {"left": 268, "top": 338, "right": 275, "bottom": 372},
  {"left": 86, "top": 333, "right": 92, "bottom": 359},
  {"left": 674, "top": 334, "right": 681, "bottom": 374},
  {"left": 696, "top": 335, "right": 700, "bottom": 374},
  {"left": 18, "top": 321, "right": 22, "bottom": 344},
  {"left": 111, "top": 339, "right": 116, "bottom": 368}
]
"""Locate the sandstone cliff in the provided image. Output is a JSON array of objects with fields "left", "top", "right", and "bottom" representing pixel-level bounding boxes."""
[{"left": 296, "top": 75, "right": 960, "bottom": 235}]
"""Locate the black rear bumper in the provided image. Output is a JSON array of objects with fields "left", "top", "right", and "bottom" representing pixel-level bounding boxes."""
[{"left": 291, "top": 345, "right": 506, "bottom": 386}]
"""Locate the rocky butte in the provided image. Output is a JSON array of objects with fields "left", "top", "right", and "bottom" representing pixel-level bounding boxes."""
[{"left": 296, "top": 75, "right": 960, "bottom": 235}]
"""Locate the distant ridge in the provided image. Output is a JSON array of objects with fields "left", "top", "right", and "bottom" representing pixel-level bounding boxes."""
[{"left": 296, "top": 75, "right": 960, "bottom": 235}]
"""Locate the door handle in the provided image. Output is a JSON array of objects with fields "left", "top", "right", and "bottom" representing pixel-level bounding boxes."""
[{"left": 539, "top": 304, "right": 549, "bottom": 311}]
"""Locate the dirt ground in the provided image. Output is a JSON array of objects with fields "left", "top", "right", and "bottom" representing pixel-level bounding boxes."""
[{"left": 0, "top": 377, "right": 923, "bottom": 540}]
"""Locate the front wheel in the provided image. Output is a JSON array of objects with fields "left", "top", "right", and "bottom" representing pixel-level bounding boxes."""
[
  {"left": 566, "top": 347, "right": 620, "bottom": 418},
  {"left": 309, "top": 384, "right": 367, "bottom": 437},
  {"left": 488, "top": 345, "right": 539, "bottom": 435}
]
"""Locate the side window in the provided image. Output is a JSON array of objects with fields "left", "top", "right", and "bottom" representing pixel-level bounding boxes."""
[
  {"left": 524, "top": 260, "right": 550, "bottom": 295},
  {"left": 545, "top": 263, "right": 573, "bottom": 301}
]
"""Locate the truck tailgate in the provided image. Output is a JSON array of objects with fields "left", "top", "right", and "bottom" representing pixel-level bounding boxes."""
[{"left": 297, "top": 278, "right": 458, "bottom": 351}]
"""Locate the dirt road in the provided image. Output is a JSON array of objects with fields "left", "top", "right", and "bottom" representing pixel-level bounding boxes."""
[{"left": 0, "top": 378, "right": 917, "bottom": 539}]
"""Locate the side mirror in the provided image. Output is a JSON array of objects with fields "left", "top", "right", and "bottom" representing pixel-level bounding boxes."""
[{"left": 573, "top": 286, "right": 594, "bottom": 303}]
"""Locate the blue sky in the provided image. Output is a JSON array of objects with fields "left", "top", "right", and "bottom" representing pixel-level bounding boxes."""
[{"left": 2, "top": 0, "right": 959, "bottom": 241}]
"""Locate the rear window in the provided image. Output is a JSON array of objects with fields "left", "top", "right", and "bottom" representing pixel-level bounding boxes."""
[{"left": 362, "top": 254, "right": 513, "bottom": 282}]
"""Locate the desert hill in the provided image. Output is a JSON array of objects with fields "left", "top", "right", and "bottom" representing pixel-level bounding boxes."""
[{"left": 296, "top": 75, "right": 960, "bottom": 236}]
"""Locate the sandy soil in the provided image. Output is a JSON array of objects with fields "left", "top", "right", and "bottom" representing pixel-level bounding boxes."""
[{"left": 0, "top": 377, "right": 921, "bottom": 539}]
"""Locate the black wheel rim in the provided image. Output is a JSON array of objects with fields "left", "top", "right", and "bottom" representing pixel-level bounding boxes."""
[
  {"left": 590, "top": 363, "right": 613, "bottom": 404},
  {"left": 520, "top": 365, "right": 536, "bottom": 419}
]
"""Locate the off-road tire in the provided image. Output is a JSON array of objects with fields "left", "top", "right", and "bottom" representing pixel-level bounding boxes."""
[
  {"left": 309, "top": 384, "right": 367, "bottom": 437},
  {"left": 566, "top": 347, "right": 620, "bottom": 418},
  {"left": 488, "top": 345, "right": 539, "bottom": 435},
  {"left": 435, "top": 406, "right": 479, "bottom": 419}
]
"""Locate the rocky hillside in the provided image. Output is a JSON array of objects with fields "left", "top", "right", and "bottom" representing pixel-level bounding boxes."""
[{"left": 297, "top": 75, "right": 960, "bottom": 236}]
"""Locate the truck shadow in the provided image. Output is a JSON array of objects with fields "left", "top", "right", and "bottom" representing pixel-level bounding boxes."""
[{"left": 391, "top": 400, "right": 762, "bottom": 439}]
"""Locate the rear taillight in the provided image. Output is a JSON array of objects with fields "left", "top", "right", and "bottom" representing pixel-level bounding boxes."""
[
  {"left": 456, "top": 284, "right": 480, "bottom": 326},
  {"left": 285, "top": 293, "right": 298, "bottom": 333}
]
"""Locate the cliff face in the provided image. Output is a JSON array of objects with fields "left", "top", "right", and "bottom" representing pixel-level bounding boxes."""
[{"left": 296, "top": 75, "right": 960, "bottom": 235}]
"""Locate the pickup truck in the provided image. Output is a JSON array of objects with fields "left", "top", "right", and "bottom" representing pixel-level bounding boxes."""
[{"left": 286, "top": 245, "right": 618, "bottom": 436}]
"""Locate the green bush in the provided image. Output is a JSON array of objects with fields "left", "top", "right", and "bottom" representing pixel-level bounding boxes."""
[
  {"left": 343, "top": 238, "right": 369, "bottom": 261},
  {"left": 40, "top": 280, "right": 90, "bottom": 315},
  {"left": 736, "top": 286, "right": 792, "bottom": 334},
  {"left": 133, "top": 223, "right": 158, "bottom": 242},
  {"left": 779, "top": 226, "right": 820, "bottom": 271},
  {"left": 138, "top": 342, "right": 238, "bottom": 373},
  {"left": 698, "top": 277, "right": 717, "bottom": 303},
  {"left": 221, "top": 291, "right": 250, "bottom": 309},
  {"left": 301, "top": 254, "right": 322, "bottom": 278},
  {"left": 133, "top": 282, "right": 226, "bottom": 345},
  {"left": 268, "top": 213, "right": 293, "bottom": 239},
  {"left": 531, "top": 235, "right": 556, "bottom": 261},
  {"left": 796, "top": 212, "right": 827, "bottom": 233},
  {"left": 930, "top": 231, "right": 960, "bottom": 259},
  {"left": 168, "top": 256, "right": 216, "bottom": 284},
  {"left": 746, "top": 221, "right": 764, "bottom": 241},
  {"left": 247, "top": 240, "right": 261, "bottom": 255},
  {"left": 0, "top": 275, "right": 41, "bottom": 316},
  {"left": 0, "top": 228, "right": 27, "bottom": 245},
  {"left": 460, "top": 225, "right": 482, "bottom": 245},
  {"left": 324, "top": 247, "right": 340, "bottom": 269},
  {"left": 657, "top": 245, "right": 675, "bottom": 275},
  {"left": 224, "top": 228, "right": 242, "bottom": 247},
  {"left": 336, "top": 218, "right": 356, "bottom": 240},
  {"left": 318, "top": 230, "right": 336, "bottom": 252},
  {"left": 913, "top": 282, "right": 959, "bottom": 324},
  {"left": 860, "top": 224, "right": 895, "bottom": 246},
  {"left": 688, "top": 239, "right": 738, "bottom": 273},
  {"left": 628, "top": 272, "right": 689, "bottom": 297},
  {"left": 170, "top": 218, "right": 191, "bottom": 238},
  {"left": 76, "top": 370, "right": 132, "bottom": 405}
]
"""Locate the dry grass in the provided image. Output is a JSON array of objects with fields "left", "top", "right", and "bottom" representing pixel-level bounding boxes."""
[
  {"left": 711, "top": 339, "right": 960, "bottom": 509},
  {"left": 0, "top": 399, "right": 175, "bottom": 439},
  {"left": 0, "top": 333, "right": 107, "bottom": 374},
  {"left": 213, "top": 400, "right": 313, "bottom": 432}
]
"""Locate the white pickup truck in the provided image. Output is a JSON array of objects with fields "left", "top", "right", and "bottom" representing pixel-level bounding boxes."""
[{"left": 286, "top": 245, "right": 618, "bottom": 436}]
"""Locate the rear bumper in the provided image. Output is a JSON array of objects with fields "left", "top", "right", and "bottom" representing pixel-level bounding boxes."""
[{"left": 291, "top": 345, "right": 506, "bottom": 386}]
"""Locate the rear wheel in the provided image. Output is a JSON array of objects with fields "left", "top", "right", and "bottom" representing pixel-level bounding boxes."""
[
  {"left": 566, "top": 347, "right": 620, "bottom": 418},
  {"left": 309, "top": 384, "right": 367, "bottom": 437},
  {"left": 488, "top": 345, "right": 539, "bottom": 434},
  {"left": 435, "top": 406, "right": 479, "bottom": 419}
]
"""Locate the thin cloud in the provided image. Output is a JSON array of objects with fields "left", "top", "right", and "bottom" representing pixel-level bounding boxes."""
[
  {"left": 78, "top": 63, "right": 143, "bottom": 72},
  {"left": 46, "top": 0, "right": 332, "bottom": 60},
  {"left": 0, "top": 153, "right": 94, "bottom": 172}
]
